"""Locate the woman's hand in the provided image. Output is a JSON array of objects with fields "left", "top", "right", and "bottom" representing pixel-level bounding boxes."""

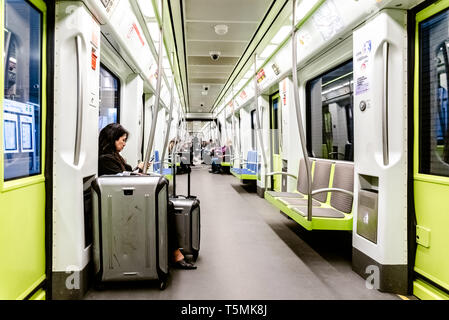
[{"left": 137, "top": 161, "right": 151, "bottom": 170}]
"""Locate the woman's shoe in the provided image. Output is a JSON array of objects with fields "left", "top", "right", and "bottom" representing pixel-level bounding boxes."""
[{"left": 174, "top": 259, "right": 197, "bottom": 269}]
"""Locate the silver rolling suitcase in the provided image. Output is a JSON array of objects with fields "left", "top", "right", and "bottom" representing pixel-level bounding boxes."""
[{"left": 91, "top": 174, "right": 169, "bottom": 289}]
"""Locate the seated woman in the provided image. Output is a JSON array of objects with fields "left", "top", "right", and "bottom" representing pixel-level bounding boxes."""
[
  {"left": 209, "top": 140, "right": 232, "bottom": 174},
  {"left": 98, "top": 123, "right": 196, "bottom": 269}
]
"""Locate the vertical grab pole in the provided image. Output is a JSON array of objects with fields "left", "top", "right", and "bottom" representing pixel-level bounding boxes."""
[
  {"left": 231, "top": 85, "right": 243, "bottom": 158},
  {"left": 160, "top": 57, "right": 175, "bottom": 174},
  {"left": 171, "top": 109, "right": 180, "bottom": 198},
  {"left": 143, "top": 0, "right": 164, "bottom": 174},
  {"left": 291, "top": 0, "right": 313, "bottom": 221},
  {"left": 253, "top": 54, "right": 268, "bottom": 183},
  {"left": 231, "top": 86, "right": 240, "bottom": 162},
  {"left": 224, "top": 104, "right": 229, "bottom": 144},
  {"left": 215, "top": 118, "right": 220, "bottom": 147},
  {"left": 231, "top": 95, "right": 238, "bottom": 166},
  {"left": 209, "top": 122, "right": 212, "bottom": 142}
]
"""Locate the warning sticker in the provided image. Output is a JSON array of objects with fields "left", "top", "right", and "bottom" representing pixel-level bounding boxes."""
[{"left": 356, "top": 76, "right": 369, "bottom": 95}]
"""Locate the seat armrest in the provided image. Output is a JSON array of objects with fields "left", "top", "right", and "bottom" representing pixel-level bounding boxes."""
[
  {"left": 265, "top": 172, "right": 298, "bottom": 180},
  {"left": 311, "top": 188, "right": 354, "bottom": 197}
]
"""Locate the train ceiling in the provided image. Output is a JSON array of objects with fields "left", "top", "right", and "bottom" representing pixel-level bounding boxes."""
[{"left": 168, "top": 0, "right": 284, "bottom": 114}]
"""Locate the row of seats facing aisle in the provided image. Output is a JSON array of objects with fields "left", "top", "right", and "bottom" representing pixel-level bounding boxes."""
[
  {"left": 230, "top": 150, "right": 259, "bottom": 180},
  {"left": 264, "top": 158, "right": 354, "bottom": 231}
]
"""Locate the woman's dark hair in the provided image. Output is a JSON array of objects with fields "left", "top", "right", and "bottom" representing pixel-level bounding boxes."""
[{"left": 99, "top": 123, "right": 129, "bottom": 170}]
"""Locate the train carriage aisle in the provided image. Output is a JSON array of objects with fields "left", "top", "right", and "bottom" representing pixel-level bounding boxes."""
[
  {"left": 84, "top": 166, "right": 398, "bottom": 300},
  {"left": 5, "top": 0, "right": 447, "bottom": 303}
]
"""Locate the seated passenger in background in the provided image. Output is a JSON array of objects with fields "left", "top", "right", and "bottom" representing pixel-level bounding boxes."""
[
  {"left": 209, "top": 140, "right": 232, "bottom": 174},
  {"left": 98, "top": 123, "right": 196, "bottom": 269}
]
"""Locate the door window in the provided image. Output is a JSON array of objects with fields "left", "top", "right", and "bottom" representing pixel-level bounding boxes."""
[
  {"left": 306, "top": 60, "right": 354, "bottom": 161},
  {"left": 270, "top": 95, "right": 281, "bottom": 155},
  {"left": 419, "top": 9, "right": 449, "bottom": 177},
  {"left": 3, "top": 0, "right": 42, "bottom": 180},
  {"left": 251, "top": 109, "right": 256, "bottom": 150},
  {"left": 98, "top": 64, "right": 120, "bottom": 131}
]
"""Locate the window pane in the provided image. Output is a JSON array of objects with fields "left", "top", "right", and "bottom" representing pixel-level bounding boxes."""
[
  {"left": 419, "top": 9, "right": 449, "bottom": 177},
  {"left": 271, "top": 96, "right": 280, "bottom": 154},
  {"left": 99, "top": 64, "right": 120, "bottom": 131},
  {"left": 251, "top": 109, "right": 256, "bottom": 150},
  {"left": 3, "top": 0, "right": 42, "bottom": 180},
  {"left": 306, "top": 60, "right": 354, "bottom": 161}
]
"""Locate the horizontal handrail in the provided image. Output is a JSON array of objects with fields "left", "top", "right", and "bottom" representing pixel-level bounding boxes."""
[{"left": 265, "top": 172, "right": 298, "bottom": 180}]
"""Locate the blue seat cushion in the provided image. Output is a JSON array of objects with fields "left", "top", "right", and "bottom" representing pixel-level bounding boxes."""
[{"left": 231, "top": 168, "right": 256, "bottom": 175}]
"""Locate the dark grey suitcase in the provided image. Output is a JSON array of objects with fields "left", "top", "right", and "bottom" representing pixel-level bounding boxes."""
[
  {"left": 170, "top": 162, "right": 201, "bottom": 261},
  {"left": 91, "top": 174, "right": 169, "bottom": 289},
  {"left": 171, "top": 196, "right": 200, "bottom": 261}
]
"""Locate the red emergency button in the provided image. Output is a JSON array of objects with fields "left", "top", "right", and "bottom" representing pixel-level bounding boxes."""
[{"left": 91, "top": 49, "right": 97, "bottom": 70}]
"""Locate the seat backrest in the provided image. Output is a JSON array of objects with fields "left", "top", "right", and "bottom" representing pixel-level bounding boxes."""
[
  {"left": 330, "top": 162, "right": 354, "bottom": 213},
  {"left": 311, "top": 160, "right": 333, "bottom": 202},
  {"left": 224, "top": 146, "right": 232, "bottom": 162},
  {"left": 296, "top": 158, "right": 311, "bottom": 194},
  {"left": 153, "top": 150, "right": 160, "bottom": 171},
  {"left": 245, "top": 150, "right": 253, "bottom": 171},
  {"left": 252, "top": 151, "right": 258, "bottom": 172}
]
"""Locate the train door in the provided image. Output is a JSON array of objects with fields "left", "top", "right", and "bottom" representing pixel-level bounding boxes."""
[
  {"left": 52, "top": 1, "right": 100, "bottom": 299},
  {"left": 1, "top": 0, "right": 47, "bottom": 299},
  {"left": 413, "top": 3, "right": 449, "bottom": 299},
  {"left": 269, "top": 92, "right": 282, "bottom": 191}
]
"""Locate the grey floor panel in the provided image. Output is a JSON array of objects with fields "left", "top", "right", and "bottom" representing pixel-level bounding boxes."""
[{"left": 84, "top": 167, "right": 399, "bottom": 300}]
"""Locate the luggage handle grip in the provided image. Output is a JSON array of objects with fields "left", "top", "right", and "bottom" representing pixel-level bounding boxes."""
[
  {"left": 175, "top": 194, "right": 197, "bottom": 200},
  {"left": 122, "top": 187, "right": 135, "bottom": 196}
]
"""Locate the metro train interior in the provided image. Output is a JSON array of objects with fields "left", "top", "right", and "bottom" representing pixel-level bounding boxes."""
[{"left": 1, "top": 0, "right": 449, "bottom": 302}]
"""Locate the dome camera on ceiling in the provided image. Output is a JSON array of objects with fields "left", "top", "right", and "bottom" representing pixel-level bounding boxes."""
[{"left": 209, "top": 51, "right": 221, "bottom": 61}]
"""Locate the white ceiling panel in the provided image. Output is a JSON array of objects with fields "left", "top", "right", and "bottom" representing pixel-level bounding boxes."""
[
  {"left": 186, "top": 41, "right": 247, "bottom": 57},
  {"left": 189, "top": 72, "right": 230, "bottom": 79},
  {"left": 173, "top": 0, "right": 276, "bottom": 112},
  {"left": 186, "top": 22, "right": 258, "bottom": 42},
  {"left": 188, "top": 65, "right": 234, "bottom": 73},
  {"left": 185, "top": 0, "right": 272, "bottom": 22}
]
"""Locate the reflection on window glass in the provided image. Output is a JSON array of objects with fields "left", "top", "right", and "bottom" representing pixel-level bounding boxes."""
[
  {"left": 251, "top": 109, "right": 256, "bottom": 150},
  {"left": 99, "top": 64, "right": 120, "bottom": 131},
  {"left": 271, "top": 96, "right": 281, "bottom": 154},
  {"left": 3, "top": 0, "right": 42, "bottom": 180},
  {"left": 419, "top": 9, "right": 449, "bottom": 177},
  {"left": 306, "top": 60, "right": 354, "bottom": 161}
]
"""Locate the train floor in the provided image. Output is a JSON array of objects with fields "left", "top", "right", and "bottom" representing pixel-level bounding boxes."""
[{"left": 84, "top": 165, "right": 400, "bottom": 300}]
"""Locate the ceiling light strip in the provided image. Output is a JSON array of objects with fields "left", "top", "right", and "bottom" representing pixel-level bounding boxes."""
[{"left": 151, "top": 0, "right": 187, "bottom": 110}]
